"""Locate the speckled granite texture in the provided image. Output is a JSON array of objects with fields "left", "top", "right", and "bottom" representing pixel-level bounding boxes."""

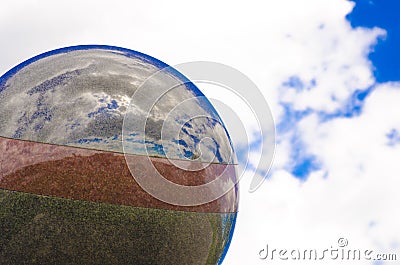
[
  {"left": 0, "top": 136, "right": 237, "bottom": 213},
  {"left": 0, "top": 189, "right": 236, "bottom": 265}
]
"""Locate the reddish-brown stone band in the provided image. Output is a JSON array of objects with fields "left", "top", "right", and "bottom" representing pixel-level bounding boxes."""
[{"left": 0, "top": 136, "right": 238, "bottom": 213}]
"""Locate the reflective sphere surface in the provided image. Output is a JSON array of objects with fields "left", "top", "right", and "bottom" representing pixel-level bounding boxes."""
[{"left": 0, "top": 45, "right": 238, "bottom": 265}]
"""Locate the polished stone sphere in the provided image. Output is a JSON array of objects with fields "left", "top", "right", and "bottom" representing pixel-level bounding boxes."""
[{"left": 0, "top": 45, "right": 238, "bottom": 265}]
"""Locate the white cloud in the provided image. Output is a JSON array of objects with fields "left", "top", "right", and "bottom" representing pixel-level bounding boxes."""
[
  {"left": 1, "top": 0, "right": 399, "bottom": 264},
  {"left": 299, "top": 82, "right": 400, "bottom": 247}
]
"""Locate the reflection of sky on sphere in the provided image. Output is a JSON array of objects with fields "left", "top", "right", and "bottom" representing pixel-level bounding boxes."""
[{"left": 0, "top": 46, "right": 234, "bottom": 164}]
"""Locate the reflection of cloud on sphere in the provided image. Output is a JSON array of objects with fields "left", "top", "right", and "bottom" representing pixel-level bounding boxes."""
[{"left": 0, "top": 47, "right": 233, "bottom": 164}]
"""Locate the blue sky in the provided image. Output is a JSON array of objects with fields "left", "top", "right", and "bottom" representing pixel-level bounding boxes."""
[
  {"left": 279, "top": 0, "right": 400, "bottom": 181},
  {"left": 346, "top": 0, "right": 400, "bottom": 153},
  {"left": 347, "top": 0, "right": 400, "bottom": 83}
]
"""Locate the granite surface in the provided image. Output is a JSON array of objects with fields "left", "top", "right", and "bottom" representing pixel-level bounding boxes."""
[
  {"left": 0, "top": 189, "right": 236, "bottom": 265},
  {"left": 0, "top": 136, "right": 238, "bottom": 213}
]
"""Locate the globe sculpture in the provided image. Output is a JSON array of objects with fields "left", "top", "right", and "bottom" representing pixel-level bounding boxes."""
[{"left": 0, "top": 45, "right": 238, "bottom": 265}]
